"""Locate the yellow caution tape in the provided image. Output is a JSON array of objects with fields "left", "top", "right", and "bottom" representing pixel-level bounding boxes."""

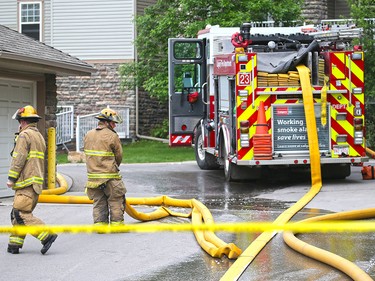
[{"left": 3, "top": 220, "right": 375, "bottom": 236}]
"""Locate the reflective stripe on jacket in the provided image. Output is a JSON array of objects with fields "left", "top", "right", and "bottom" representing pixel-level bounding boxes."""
[
  {"left": 84, "top": 122, "right": 123, "bottom": 188},
  {"left": 8, "top": 124, "right": 46, "bottom": 194}
]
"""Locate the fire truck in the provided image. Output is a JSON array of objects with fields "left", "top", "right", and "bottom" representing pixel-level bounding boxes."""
[{"left": 168, "top": 20, "right": 368, "bottom": 181}]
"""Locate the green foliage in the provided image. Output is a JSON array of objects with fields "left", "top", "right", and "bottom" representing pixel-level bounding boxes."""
[
  {"left": 119, "top": 0, "right": 304, "bottom": 102},
  {"left": 366, "top": 104, "right": 375, "bottom": 148},
  {"left": 151, "top": 119, "right": 169, "bottom": 139}
]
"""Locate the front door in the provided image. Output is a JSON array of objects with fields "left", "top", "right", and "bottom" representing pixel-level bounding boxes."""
[{"left": 168, "top": 38, "right": 207, "bottom": 146}]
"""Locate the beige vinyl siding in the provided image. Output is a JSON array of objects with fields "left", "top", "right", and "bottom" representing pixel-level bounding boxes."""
[
  {"left": 45, "top": 0, "right": 135, "bottom": 61},
  {"left": 0, "top": 0, "right": 17, "bottom": 30}
]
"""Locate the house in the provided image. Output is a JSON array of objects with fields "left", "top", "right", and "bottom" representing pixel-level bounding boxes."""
[
  {"left": 1, "top": 0, "right": 159, "bottom": 142},
  {"left": 0, "top": 24, "right": 95, "bottom": 197},
  {"left": 0, "top": 1, "right": 160, "bottom": 149}
]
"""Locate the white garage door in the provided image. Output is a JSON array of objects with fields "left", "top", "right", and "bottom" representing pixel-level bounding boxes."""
[{"left": 0, "top": 78, "right": 35, "bottom": 197}]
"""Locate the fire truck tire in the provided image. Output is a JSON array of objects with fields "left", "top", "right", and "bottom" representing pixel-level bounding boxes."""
[
  {"left": 223, "top": 143, "right": 261, "bottom": 181},
  {"left": 224, "top": 161, "right": 244, "bottom": 182},
  {"left": 223, "top": 152, "right": 245, "bottom": 182},
  {"left": 321, "top": 163, "right": 351, "bottom": 179},
  {"left": 194, "top": 127, "right": 220, "bottom": 170}
]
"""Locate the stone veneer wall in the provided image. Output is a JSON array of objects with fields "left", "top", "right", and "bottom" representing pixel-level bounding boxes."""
[
  {"left": 302, "top": 0, "right": 328, "bottom": 24},
  {"left": 56, "top": 63, "right": 136, "bottom": 138},
  {"left": 45, "top": 74, "right": 57, "bottom": 130},
  {"left": 138, "top": 90, "right": 168, "bottom": 137},
  {"left": 56, "top": 63, "right": 168, "bottom": 139}
]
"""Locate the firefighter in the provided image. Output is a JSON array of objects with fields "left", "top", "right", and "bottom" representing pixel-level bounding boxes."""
[
  {"left": 7, "top": 105, "right": 57, "bottom": 254},
  {"left": 84, "top": 108, "right": 127, "bottom": 227}
]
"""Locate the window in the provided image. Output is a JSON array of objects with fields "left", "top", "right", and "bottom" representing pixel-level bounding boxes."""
[
  {"left": 19, "top": 2, "right": 42, "bottom": 41},
  {"left": 173, "top": 42, "right": 202, "bottom": 60}
]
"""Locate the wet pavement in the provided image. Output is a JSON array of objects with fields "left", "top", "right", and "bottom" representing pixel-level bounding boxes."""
[{"left": 1, "top": 161, "right": 375, "bottom": 280}]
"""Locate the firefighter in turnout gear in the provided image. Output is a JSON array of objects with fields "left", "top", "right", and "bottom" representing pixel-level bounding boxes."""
[
  {"left": 84, "top": 108, "right": 127, "bottom": 226},
  {"left": 7, "top": 105, "right": 57, "bottom": 254}
]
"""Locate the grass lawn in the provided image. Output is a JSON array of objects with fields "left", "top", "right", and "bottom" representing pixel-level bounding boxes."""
[
  {"left": 123, "top": 139, "right": 195, "bottom": 163},
  {"left": 56, "top": 139, "right": 195, "bottom": 164}
]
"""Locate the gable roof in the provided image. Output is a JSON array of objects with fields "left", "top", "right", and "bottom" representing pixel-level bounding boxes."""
[{"left": 0, "top": 25, "right": 96, "bottom": 76}]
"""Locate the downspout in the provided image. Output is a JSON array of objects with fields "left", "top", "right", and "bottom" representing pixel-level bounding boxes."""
[{"left": 133, "top": 2, "right": 168, "bottom": 143}]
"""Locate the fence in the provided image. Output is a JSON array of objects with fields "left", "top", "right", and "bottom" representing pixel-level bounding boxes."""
[
  {"left": 56, "top": 106, "right": 74, "bottom": 147},
  {"left": 76, "top": 106, "right": 130, "bottom": 152}
]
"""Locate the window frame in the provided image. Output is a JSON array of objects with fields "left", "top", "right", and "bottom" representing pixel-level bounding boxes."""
[{"left": 18, "top": 1, "right": 43, "bottom": 41}]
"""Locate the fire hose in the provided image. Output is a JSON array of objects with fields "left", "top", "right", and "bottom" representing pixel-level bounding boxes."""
[{"left": 221, "top": 64, "right": 373, "bottom": 280}]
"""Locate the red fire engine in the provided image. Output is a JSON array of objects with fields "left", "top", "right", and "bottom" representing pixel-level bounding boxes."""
[{"left": 168, "top": 20, "right": 368, "bottom": 181}]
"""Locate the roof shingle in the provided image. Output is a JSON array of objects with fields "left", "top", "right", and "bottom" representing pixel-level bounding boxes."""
[{"left": 0, "top": 24, "right": 95, "bottom": 74}]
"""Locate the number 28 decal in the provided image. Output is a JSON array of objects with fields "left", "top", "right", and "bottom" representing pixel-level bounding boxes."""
[{"left": 238, "top": 73, "right": 251, "bottom": 85}]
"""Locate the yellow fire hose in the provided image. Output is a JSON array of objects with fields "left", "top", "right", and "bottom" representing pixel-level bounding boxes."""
[
  {"left": 221, "top": 64, "right": 322, "bottom": 280},
  {"left": 222, "top": 65, "right": 373, "bottom": 280},
  {"left": 41, "top": 173, "right": 68, "bottom": 195},
  {"left": 38, "top": 194, "right": 242, "bottom": 259},
  {"left": 42, "top": 128, "right": 241, "bottom": 259},
  {"left": 366, "top": 146, "right": 375, "bottom": 159},
  {"left": 283, "top": 209, "right": 375, "bottom": 281}
]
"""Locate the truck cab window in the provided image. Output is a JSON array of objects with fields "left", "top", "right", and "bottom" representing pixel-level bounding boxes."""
[
  {"left": 173, "top": 65, "right": 201, "bottom": 94},
  {"left": 173, "top": 42, "right": 202, "bottom": 60}
]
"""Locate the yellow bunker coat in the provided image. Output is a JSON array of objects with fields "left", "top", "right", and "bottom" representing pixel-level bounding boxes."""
[
  {"left": 84, "top": 122, "right": 123, "bottom": 188},
  {"left": 8, "top": 123, "right": 46, "bottom": 194}
]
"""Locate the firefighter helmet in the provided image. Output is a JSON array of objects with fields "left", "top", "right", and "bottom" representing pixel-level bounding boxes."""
[
  {"left": 95, "top": 108, "right": 123, "bottom": 124},
  {"left": 12, "top": 105, "right": 41, "bottom": 120}
]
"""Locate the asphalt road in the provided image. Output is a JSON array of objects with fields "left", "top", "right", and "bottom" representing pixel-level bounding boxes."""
[{"left": 0, "top": 161, "right": 375, "bottom": 280}]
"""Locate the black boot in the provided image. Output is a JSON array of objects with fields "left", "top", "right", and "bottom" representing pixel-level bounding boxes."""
[
  {"left": 41, "top": 234, "right": 58, "bottom": 255},
  {"left": 7, "top": 244, "right": 20, "bottom": 254}
]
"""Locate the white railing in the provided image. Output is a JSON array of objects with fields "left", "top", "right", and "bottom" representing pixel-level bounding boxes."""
[
  {"left": 56, "top": 105, "right": 74, "bottom": 146},
  {"left": 76, "top": 106, "right": 130, "bottom": 152},
  {"left": 321, "top": 18, "right": 375, "bottom": 27}
]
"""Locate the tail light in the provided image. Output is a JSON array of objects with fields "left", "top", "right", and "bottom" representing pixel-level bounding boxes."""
[
  {"left": 354, "top": 118, "right": 364, "bottom": 144},
  {"left": 239, "top": 120, "right": 249, "bottom": 147}
]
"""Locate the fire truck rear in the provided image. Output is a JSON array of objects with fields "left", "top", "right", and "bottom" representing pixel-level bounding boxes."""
[{"left": 168, "top": 20, "right": 368, "bottom": 181}]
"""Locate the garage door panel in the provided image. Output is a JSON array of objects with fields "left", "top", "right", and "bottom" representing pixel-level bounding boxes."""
[{"left": 0, "top": 79, "right": 34, "bottom": 196}]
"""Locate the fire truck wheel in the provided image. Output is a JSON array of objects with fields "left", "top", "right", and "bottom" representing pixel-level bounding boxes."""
[
  {"left": 194, "top": 127, "right": 220, "bottom": 170},
  {"left": 223, "top": 144, "right": 262, "bottom": 182},
  {"left": 224, "top": 157, "right": 235, "bottom": 182},
  {"left": 223, "top": 147, "right": 245, "bottom": 182},
  {"left": 321, "top": 163, "right": 351, "bottom": 179},
  {"left": 223, "top": 143, "right": 247, "bottom": 181}
]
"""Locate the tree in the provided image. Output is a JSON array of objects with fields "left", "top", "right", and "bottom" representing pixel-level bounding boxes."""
[
  {"left": 119, "top": 0, "right": 304, "bottom": 102},
  {"left": 347, "top": 0, "right": 375, "bottom": 146}
]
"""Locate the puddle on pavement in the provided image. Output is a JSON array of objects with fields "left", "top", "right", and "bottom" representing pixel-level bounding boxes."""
[{"left": 131, "top": 204, "right": 375, "bottom": 281}]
